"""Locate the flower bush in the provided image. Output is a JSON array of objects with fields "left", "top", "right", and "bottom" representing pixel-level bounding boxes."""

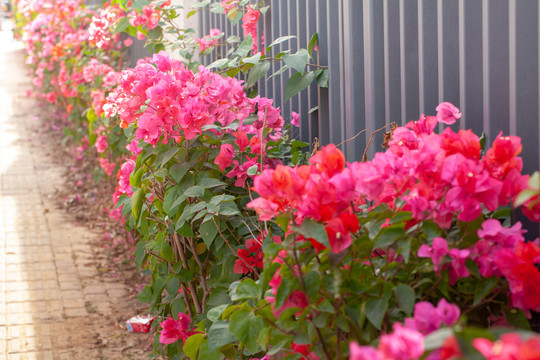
[{"left": 15, "top": 0, "right": 540, "bottom": 359}]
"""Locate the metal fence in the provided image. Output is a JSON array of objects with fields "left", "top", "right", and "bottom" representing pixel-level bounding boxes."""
[{"left": 200, "top": 0, "right": 540, "bottom": 179}]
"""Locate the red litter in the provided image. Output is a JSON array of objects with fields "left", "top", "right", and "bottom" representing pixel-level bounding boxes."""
[{"left": 126, "top": 315, "right": 155, "bottom": 333}]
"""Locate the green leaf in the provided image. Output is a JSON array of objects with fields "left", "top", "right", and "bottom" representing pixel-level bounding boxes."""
[
  {"left": 137, "top": 286, "right": 152, "bottom": 303},
  {"left": 210, "top": 194, "right": 236, "bottom": 205},
  {"left": 394, "top": 284, "right": 415, "bottom": 316},
  {"left": 303, "top": 271, "right": 320, "bottom": 298},
  {"left": 275, "top": 276, "right": 294, "bottom": 309},
  {"left": 184, "top": 185, "right": 205, "bottom": 197},
  {"left": 207, "top": 321, "right": 237, "bottom": 351},
  {"left": 231, "top": 279, "right": 258, "bottom": 301},
  {"left": 242, "top": 52, "right": 261, "bottom": 65},
  {"left": 365, "top": 298, "right": 388, "bottom": 330},
  {"left": 473, "top": 277, "right": 498, "bottom": 305},
  {"left": 186, "top": 9, "right": 197, "bottom": 18},
  {"left": 424, "top": 328, "right": 454, "bottom": 351},
  {"left": 176, "top": 268, "right": 194, "bottom": 283},
  {"left": 292, "top": 218, "right": 330, "bottom": 249},
  {"left": 177, "top": 223, "right": 195, "bottom": 237},
  {"left": 373, "top": 225, "right": 405, "bottom": 248},
  {"left": 246, "top": 164, "right": 259, "bottom": 176},
  {"left": 114, "top": 17, "right": 130, "bottom": 34},
  {"left": 514, "top": 189, "right": 537, "bottom": 207},
  {"left": 317, "top": 69, "right": 329, "bottom": 87},
  {"left": 197, "top": 177, "right": 226, "bottom": 188},
  {"left": 267, "top": 65, "right": 290, "bottom": 80},
  {"left": 285, "top": 72, "right": 316, "bottom": 101},
  {"left": 210, "top": 2, "right": 224, "bottom": 13},
  {"left": 307, "top": 105, "right": 318, "bottom": 114},
  {"left": 198, "top": 339, "right": 221, "bottom": 360},
  {"left": 131, "top": 188, "right": 145, "bottom": 221},
  {"left": 282, "top": 49, "right": 309, "bottom": 74},
  {"left": 529, "top": 171, "right": 540, "bottom": 190},
  {"left": 308, "top": 32, "right": 318, "bottom": 57},
  {"left": 199, "top": 219, "right": 218, "bottom": 247},
  {"left": 208, "top": 58, "right": 229, "bottom": 69},
  {"left": 246, "top": 61, "right": 271, "bottom": 88},
  {"left": 504, "top": 308, "right": 531, "bottom": 330},
  {"left": 267, "top": 35, "right": 296, "bottom": 49},
  {"left": 207, "top": 304, "right": 228, "bottom": 322},
  {"left": 229, "top": 309, "right": 264, "bottom": 353},
  {"left": 156, "top": 147, "right": 179, "bottom": 168},
  {"left": 129, "top": 167, "right": 144, "bottom": 188},
  {"left": 161, "top": 242, "right": 175, "bottom": 263},
  {"left": 147, "top": 27, "right": 162, "bottom": 40},
  {"left": 170, "top": 163, "right": 190, "bottom": 183},
  {"left": 237, "top": 34, "right": 253, "bottom": 57},
  {"left": 183, "top": 333, "right": 204, "bottom": 359}
]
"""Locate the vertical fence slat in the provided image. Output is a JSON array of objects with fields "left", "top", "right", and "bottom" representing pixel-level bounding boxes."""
[
  {"left": 306, "top": 0, "right": 319, "bottom": 146},
  {"left": 317, "top": 0, "right": 330, "bottom": 146},
  {"left": 385, "top": 0, "right": 401, "bottom": 126},
  {"left": 419, "top": 0, "right": 438, "bottom": 115},
  {"left": 485, "top": 0, "right": 509, "bottom": 142}
]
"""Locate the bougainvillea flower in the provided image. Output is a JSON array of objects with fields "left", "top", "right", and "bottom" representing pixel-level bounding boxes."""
[
  {"left": 159, "top": 313, "right": 195, "bottom": 344},
  {"left": 233, "top": 238, "right": 263, "bottom": 274},
  {"left": 495, "top": 241, "right": 540, "bottom": 311},
  {"left": 436, "top": 102, "right": 461, "bottom": 125},
  {"left": 215, "top": 143, "right": 235, "bottom": 171},
  {"left": 418, "top": 237, "right": 448, "bottom": 272},
  {"left": 379, "top": 323, "right": 424, "bottom": 360}
]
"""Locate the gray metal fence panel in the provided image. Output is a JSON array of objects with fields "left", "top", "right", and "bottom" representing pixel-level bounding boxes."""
[{"left": 198, "top": 0, "right": 540, "bottom": 175}]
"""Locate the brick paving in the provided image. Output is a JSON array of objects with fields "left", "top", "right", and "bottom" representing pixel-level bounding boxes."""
[{"left": 0, "top": 23, "right": 131, "bottom": 360}]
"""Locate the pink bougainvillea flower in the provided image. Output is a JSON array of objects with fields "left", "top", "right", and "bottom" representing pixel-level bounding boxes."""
[
  {"left": 405, "top": 299, "right": 460, "bottom": 335},
  {"left": 291, "top": 111, "right": 300, "bottom": 127},
  {"left": 473, "top": 333, "right": 522, "bottom": 360},
  {"left": 349, "top": 341, "right": 382, "bottom": 360},
  {"left": 241, "top": 5, "right": 260, "bottom": 52},
  {"left": 436, "top": 102, "right": 461, "bottom": 125},
  {"left": 195, "top": 28, "right": 223, "bottom": 52},
  {"left": 418, "top": 237, "right": 448, "bottom": 272},
  {"left": 379, "top": 323, "right": 424, "bottom": 360},
  {"left": 95, "top": 134, "right": 108, "bottom": 153},
  {"left": 159, "top": 313, "right": 195, "bottom": 344}
]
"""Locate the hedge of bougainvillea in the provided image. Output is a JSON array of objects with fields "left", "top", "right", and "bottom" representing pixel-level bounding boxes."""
[{"left": 15, "top": 0, "right": 540, "bottom": 359}]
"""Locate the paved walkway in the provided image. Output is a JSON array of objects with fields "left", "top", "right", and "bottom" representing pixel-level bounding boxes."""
[{"left": 0, "top": 22, "right": 129, "bottom": 360}]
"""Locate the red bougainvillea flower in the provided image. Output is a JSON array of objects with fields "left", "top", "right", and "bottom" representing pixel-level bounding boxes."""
[
  {"left": 436, "top": 102, "right": 461, "bottom": 125},
  {"left": 495, "top": 241, "right": 540, "bottom": 312},
  {"left": 289, "top": 343, "right": 320, "bottom": 360},
  {"left": 309, "top": 143, "right": 345, "bottom": 178},
  {"left": 159, "top": 313, "right": 197, "bottom": 344},
  {"left": 234, "top": 237, "right": 263, "bottom": 274},
  {"left": 485, "top": 132, "right": 523, "bottom": 178},
  {"left": 215, "top": 143, "right": 235, "bottom": 171},
  {"left": 438, "top": 336, "right": 463, "bottom": 360}
]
